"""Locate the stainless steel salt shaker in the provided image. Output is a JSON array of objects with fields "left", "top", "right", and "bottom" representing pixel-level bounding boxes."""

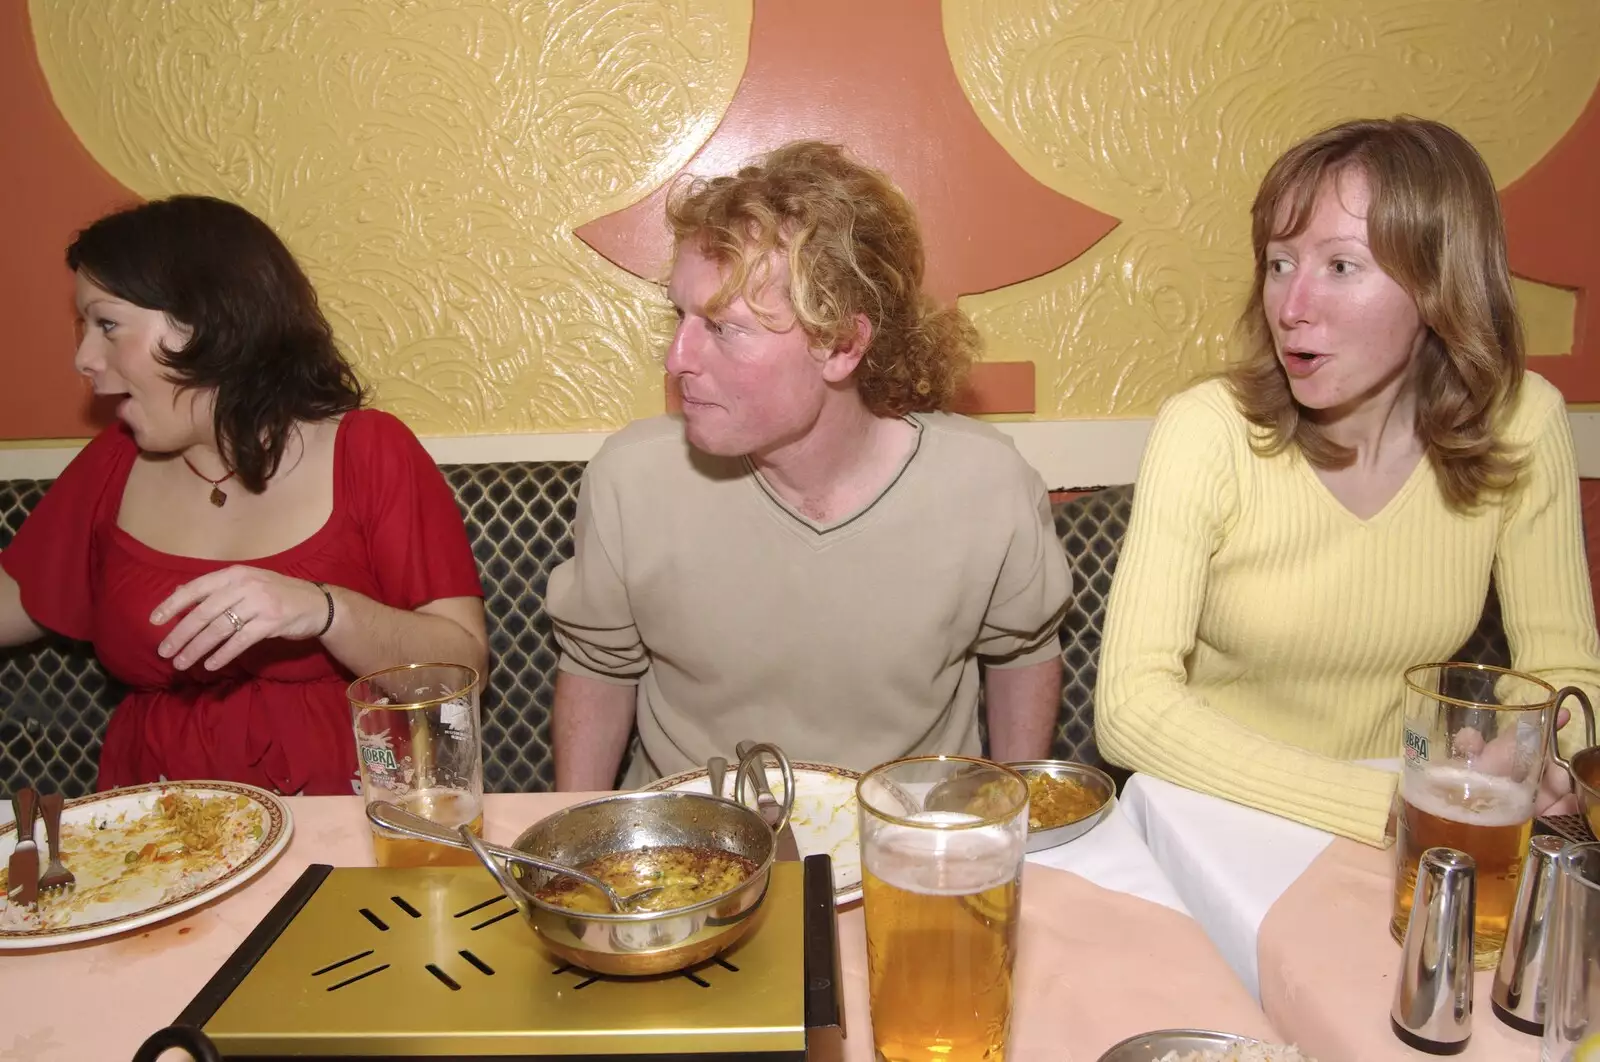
[
  {"left": 1392, "top": 847, "right": 1476, "bottom": 1055},
  {"left": 1491, "top": 834, "right": 1566, "bottom": 1034}
]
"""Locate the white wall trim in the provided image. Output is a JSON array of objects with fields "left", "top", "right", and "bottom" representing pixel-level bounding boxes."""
[
  {"left": 1568, "top": 413, "right": 1600, "bottom": 478},
  {"left": 4, "top": 413, "right": 1600, "bottom": 489}
]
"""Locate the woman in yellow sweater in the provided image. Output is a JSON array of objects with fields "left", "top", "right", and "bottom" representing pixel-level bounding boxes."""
[{"left": 1096, "top": 116, "right": 1600, "bottom": 846}]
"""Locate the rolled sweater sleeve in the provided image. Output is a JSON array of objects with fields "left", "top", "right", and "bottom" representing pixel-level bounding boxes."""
[
  {"left": 1494, "top": 379, "right": 1600, "bottom": 758},
  {"left": 1095, "top": 389, "right": 1397, "bottom": 847},
  {"left": 976, "top": 466, "right": 1073, "bottom": 667},
  {"left": 546, "top": 452, "right": 647, "bottom": 685}
]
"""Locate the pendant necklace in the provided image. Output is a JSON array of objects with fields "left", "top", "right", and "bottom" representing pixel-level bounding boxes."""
[{"left": 181, "top": 454, "right": 237, "bottom": 507}]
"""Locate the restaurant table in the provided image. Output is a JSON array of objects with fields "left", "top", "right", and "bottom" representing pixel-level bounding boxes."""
[
  {"left": 1120, "top": 773, "right": 1335, "bottom": 998},
  {"left": 0, "top": 792, "right": 1273, "bottom": 1062},
  {"left": 1121, "top": 771, "right": 1546, "bottom": 1061}
]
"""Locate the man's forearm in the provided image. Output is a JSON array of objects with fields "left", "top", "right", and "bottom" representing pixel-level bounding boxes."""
[
  {"left": 552, "top": 669, "right": 637, "bottom": 790},
  {"left": 984, "top": 655, "right": 1062, "bottom": 762}
]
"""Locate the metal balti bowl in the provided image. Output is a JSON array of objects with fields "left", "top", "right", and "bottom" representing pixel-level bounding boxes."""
[
  {"left": 1097, "top": 1029, "right": 1266, "bottom": 1061},
  {"left": 465, "top": 790, "right": 778, "bottom": 976},
  {"left": 1569, "top": 746, "right": 1600, "bottom": 839},
  {"left": 1004, "top": 760, "right": 1116, "bottom": 852}
]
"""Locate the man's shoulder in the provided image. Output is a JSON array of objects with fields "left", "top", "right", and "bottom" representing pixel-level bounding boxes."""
[
  {"left": 915, "top": 412, "right": 1032, "bottom": 474},
  {"left": 590, "top": 416, "right": 693, "bottom": 473}
]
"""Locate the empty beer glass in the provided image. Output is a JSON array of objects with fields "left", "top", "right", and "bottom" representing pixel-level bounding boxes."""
[
  {"left": 349, "top": 663, "right": 484, "bottom": 868},
  {"left": 858, "top": 756, "right": 1029, "bottom": 1062},
  {"left": 1543, "top": 842, "right": 1600, "bottom": 1062},
  {"left": 1392, "top": 663, "right": 1555, "bottom": 970}
]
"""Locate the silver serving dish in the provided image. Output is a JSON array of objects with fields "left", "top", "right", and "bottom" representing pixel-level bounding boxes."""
[
  {"left": 1098, "top": 1028, "right": 1264, "bottom": 1061},
  {"left": 467, "top": 786, "right": 791, "bottom": 977},
  {"left": 1005, "top": 759, "right": 1115, "bottom": 852}
]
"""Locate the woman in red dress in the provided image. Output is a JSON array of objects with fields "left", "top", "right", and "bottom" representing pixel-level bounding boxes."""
[{"left": 0, "top": 196, "right": 486, "bottom": 795}]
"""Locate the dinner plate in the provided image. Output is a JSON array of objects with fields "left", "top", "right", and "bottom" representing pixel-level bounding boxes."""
[
  {"left": 1096, "top": 1029, "right": 1270, "bottom": 1061},
  {"left": 0, "top": 781, "right": 293, "bottom": 949},
  {"left": 643, "top": 762, "right": 863, "bottom": 904}
]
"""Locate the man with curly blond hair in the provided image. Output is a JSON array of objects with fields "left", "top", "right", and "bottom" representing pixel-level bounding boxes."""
[{"left": 548, "top": 142, "right": 1073, "bottom": 789}]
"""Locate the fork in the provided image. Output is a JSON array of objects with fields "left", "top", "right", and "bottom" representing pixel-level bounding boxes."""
[
  {"left": 38, "top": 793, "right": 74, "bottom": 894},
  {"left": 7, "top": 788, "right": 39, "bottom": 906}
]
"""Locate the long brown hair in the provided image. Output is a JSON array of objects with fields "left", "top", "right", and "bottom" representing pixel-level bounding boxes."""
[
  {"left": 666, "top": 141, "right": 979, "bottom": 417},
  {"left": 1227, "top": 117, "right": 1524, "bottom": 511},
  {"left": 67, "top": 195, "right": 366, "bottom": 492}
]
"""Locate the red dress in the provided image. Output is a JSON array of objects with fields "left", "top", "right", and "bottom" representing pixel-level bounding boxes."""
[{"left": 0, "top": 410, "right": 484, "bottom": 795}]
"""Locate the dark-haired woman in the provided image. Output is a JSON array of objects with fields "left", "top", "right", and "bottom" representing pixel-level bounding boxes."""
[
  {"left": 0, "top": 195, "right": 486, "bottom": 794},
  {"left": 1095, "top": 117, "right": 1600, "bottom": 846}
]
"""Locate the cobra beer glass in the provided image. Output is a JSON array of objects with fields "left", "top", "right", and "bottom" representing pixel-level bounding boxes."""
[
  {"left": 349, "top": 662, "right": 484, "bottom": 867},
  {"left": 1392, "top": 663, "right": 1554, "bottom": 971}
]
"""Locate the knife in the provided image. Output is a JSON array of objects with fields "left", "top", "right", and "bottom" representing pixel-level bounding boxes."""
[
  {"left": 7, "top": 788, "right": 39, "bottom": 907},
  {"left": 736, "top": 740, "right": 801, "bottom": 862}
]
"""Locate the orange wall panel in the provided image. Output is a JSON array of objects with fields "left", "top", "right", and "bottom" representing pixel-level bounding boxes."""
[
  {"left": 0, "top": 2, "right": 135, "bottom": 439},
  {"left": 1584, "top": 480, "right": 1600, "bottom": 630},
  {"left": 1506, "top": 85, "right": 1600, "bottom": 397}
]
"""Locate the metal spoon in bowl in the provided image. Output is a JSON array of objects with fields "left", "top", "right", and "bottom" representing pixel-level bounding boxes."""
[
  {"left": 365, "top": 802, "right": 666, "bottom": 912},
  {"left": 707, "top": 756, "right": 728, "bottom": 799}
]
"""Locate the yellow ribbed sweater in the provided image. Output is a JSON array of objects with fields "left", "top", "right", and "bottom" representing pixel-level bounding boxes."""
[{"left": 1096, "top": 374, "right": 1600, "bottom": 846}]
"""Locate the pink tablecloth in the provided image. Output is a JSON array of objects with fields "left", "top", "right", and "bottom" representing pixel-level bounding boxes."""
[
  {"left": 828, "top": 863, "right": 1276, "bottom": 1062},
  {"left": 1258, "top": 838, "right": 1538, "bottom": 1061},
  {"left": 0, "top": 794, "right": 606, "bottom": 1062},
  {"left": 1, "top": 794, "right": 1271, "bottom": 1062}
]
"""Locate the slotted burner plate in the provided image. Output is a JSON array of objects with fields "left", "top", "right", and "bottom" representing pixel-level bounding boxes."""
[
  {"left": 1537, "top": 813, "right": 1596, "bottom": 846},
  {"left": 158, "top": 859, "right": 839, "bottom": 1060}
]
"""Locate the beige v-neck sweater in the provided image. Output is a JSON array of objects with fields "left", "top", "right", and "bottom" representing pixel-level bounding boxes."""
[
  {"left": 547, "top": 412, "right": 1074, "bottom": 785},
  {"left": 1097, "top": 374, "right": 1600, "bottom": 845}
]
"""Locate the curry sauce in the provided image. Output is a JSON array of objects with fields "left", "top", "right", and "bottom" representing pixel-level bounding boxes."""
[
  {"left": 532, "top": 844, "right": 758, "bottom": 914},
  {"left": 1023, "top": 772, "right": 1102, "bottom": 830}
]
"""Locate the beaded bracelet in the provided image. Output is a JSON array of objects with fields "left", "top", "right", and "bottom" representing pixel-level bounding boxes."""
[{"left": 311, "top": 581, "right": 336, "bottom": 637}]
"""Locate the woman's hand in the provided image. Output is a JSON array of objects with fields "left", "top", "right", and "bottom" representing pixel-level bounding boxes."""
[
  {"left": 1450, "top": 706, "right": 1577, "bottom": 816},
  {"left": 151, "top": 566, "right": 331, "bottom": 671}
]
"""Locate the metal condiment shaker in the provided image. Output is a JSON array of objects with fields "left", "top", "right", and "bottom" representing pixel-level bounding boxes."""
[
  {"left": 1392, "top": 847, "right": 1476, "bottom": 1055},
  {"left": 1491, "top": 834, "right": 1567, "bottom": 1034}
]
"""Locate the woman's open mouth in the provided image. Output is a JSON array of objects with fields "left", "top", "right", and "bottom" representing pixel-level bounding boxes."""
[{"left": 1282, "top": 350, "right": 1327, "bottom": 379}]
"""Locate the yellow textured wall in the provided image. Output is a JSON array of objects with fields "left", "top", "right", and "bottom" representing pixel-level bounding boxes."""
[
  {"left": 947, "top": 0, "right": 1598, "bottom": 413},
  {"left": 29, "top": 0, "right": 1600, "bottom": 431},
  {"left": 31, "top": 0, "right": 749, "bottom": 432}
]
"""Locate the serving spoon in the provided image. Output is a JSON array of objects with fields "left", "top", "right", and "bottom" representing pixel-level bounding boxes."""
[{"left": 365, "top": 802, "right": 667, "bottom": 912}]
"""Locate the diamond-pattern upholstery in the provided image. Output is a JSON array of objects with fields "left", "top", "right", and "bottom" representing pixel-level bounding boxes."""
[
  {"left": 441, "top": 462, "right": 584, "bottom": 794},
  {"left": 1047, "top": 487, "right": 1134, "bottom": 781},
  {"left": 0, "top": 479, "right": 123, "bottom": 797},
  {"left": 0, "top": 471, "right": 1514, "bottom": 797}
]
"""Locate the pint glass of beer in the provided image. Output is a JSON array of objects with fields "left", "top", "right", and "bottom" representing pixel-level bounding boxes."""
[
  {"left": 349, "top": 663, "right": 484, "bottom": 868},
  {"left": 857, "top": 756, "right": 1029, "bottom": 1062},
  {"left": 1392, "top": 663, "right": 1554, "bottom": 970}
]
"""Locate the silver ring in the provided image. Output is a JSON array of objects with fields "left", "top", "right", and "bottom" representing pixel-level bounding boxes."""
[{"left": 223, "top": 608, "right": 245, "bottom": 633}]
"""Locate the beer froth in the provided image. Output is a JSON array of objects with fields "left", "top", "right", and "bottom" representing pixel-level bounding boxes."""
[
  {"left": 1406, "top": 767, "right": 1534, "bottom": 826},
  {"left": 863, "top": 812, "right": 1023, "bottom": 896}
]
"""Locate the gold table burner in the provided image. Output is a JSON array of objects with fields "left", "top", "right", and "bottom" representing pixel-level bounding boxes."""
[{"left": 200, "top": 863, "right": 808, "bottom": 1058}]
